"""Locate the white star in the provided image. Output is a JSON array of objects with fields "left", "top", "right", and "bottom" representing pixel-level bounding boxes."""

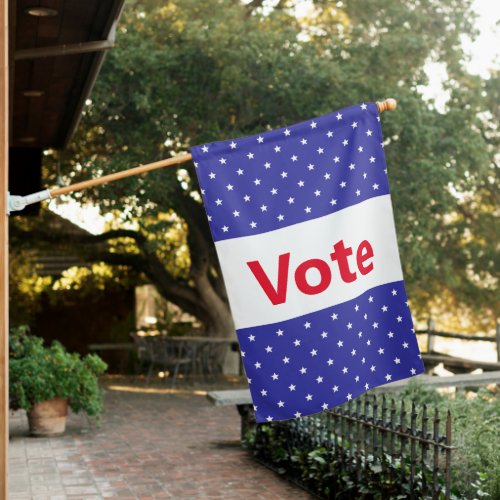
[
  {"left": 248, "top": 334, "right": 255, "bottom": 342},
  {"left": 294, "top": 411, "right": 302, "bottom": 418},
  {"left": 264, "top": 161, "right": 271, "bottom": 169},
  {"left": 385, "top": 373, "right": 392, "bottom": 382},
  {"left": 316, "top": 376, "right": 323, "bottom": 383},
  {"left": 255, "top": 361, "right": 261, "bottom": 369},
  {"left": 391, "top": 289, "right": 398, "bottom": 296},
  {"left": 284, "top": 128, "right": 291, "bottom": 136},
  {"left": 337, "top": 340, "right": 343, "bottom": 347},
  {"left": 226, "top": 184, "right": 233, "bottom": 191},
  {"left": 270, "top": 187, "right": 278, "bottom": 195},
  {"left": 301, "top": 138, "right": 308, "bottom": 145},
  {"left": 378, "top": 348, "right": 385, "bottom": 355},
  {"left": 291, "top": 155, "right": 298, "bottom": 162},
  {"left": 321, "top": 331, "right": 328, "bottom": 339},
  {"left": 289, "top": 384, "right": 296, "bottom": 391},
  {"left": 370, "top": 365, "right": 376, "bottom": 372},
  {"left": 294, "top": 339, "right": 301, "bottom": 347},
  {"left": 340, "top": 181, "right": 347, "bottom": 188},
  {"left": 254, "top": 178, "right": 261, "bottom": 185},
  {"left": 222, "top": 226, "right": 229, "bottom": 233},
  {"left": 347, "top": 393, "right": 352, "bottom": 401},
  {"left": 368, "top": 296, "right": 374, "bottom": 303},
  {"left": 324, "top": 173, "right": 331, "bottom": 180},
  {"left": 304, "top": 206, "right": 312, "bottom": 213},
  {"left": 410, "top": 368, "right": 417, "bottom": 375},
  {"left": 331, "top": 313, "right": 338, "bottom": 320},
  {"left": 333, "top": 156, "right": 340, "bottom": 163},
  {"left": 274, "top": 146, "right": 281, "bottom": 153},
  {"left": 388, "top": 331, "right": 394, "bottom": 338},
  {"left": 364, "top": 383, "right": 369, "bottom": 390},
  {"left": 260, "top": 205, "right": 267, "bottom": 212},
  {"left": 261, "top": 388, "right": 266, "bottom": 395},
  {"left": 241, "top": 351, "right": 245, "bottom": 357},
  {"left": 287, "top": 197, "right": 294, "bottom": 204},
  {"left": 342, "top": 139, "right": 349, "bottom": 146},
  {"left": 209, "top": 172, "right": 216, "bottom": 179},
  {"left": 307, "top": 163, "right": 315, "bottom": 171},
  {"left": 236, "top": 168, "right": 244, "bottom": 175},
  {"left": 265, "top": 345, "right": 273, "bottom": 353},
  {"left": 257, "top": 136, "right": 264, "bottom": 143},
  {"left": 372, "top": 322, "right": 379, "bottom": 329},
  {"left": 397, "top": 316, "right": 403, "bottom": 323},
  {"left": 361, "top": 103, "right": 368, "bottom": 110},
  {"left": 327, "top": 358, "right": 334, "bottom": 366},
  {"left": 358, "top": 146, "right": 364, "bottom": 153},
  {"left": 351, "top": 121, "right": 358, "bottom": 128},
  {"left": 351, "top": 349, "right": 356, "bottom": 356},
  {"left": 266, "top": 416, "right": 273, "bottom": 421},
  {"left": 230, "top": 141, "right": 237, "bottom": 149},
  {"left": 372, "top": 183, "right": 379, "bottom": 191},
  {"left": 347, "top": 322, "right": 353, "bottom": 330},
  {"left": 366, "top": 339, "right": 371, "bottom": 346},
  {"left": 201, "top": 145, "right": 209, "bottom": 153},
  {"left": 306, "top": 394, "right": 313, "bottom": 401},
  {"left": 322, "top": 403, "right": 329, "bottom": 410},
  {"left": 355, "top": 304, "right": 359, "bottom": 312},
  {"left": 219, "top": 158, "right": 227, "bottom": 165},
  {"left": 283, "top": 356, "right": 290, "bottom": 364},
  {"left": 244, "top": 195, "right": 251, "bottom": 202},
  {"left": 250, "top": 221, "right": 257, "bottom": 228},
  {"left": 332, "top": 385, "right": 339, "bottom": 392},
  {"left": 277, "top": 400, "right": 285, "bottom": 407},
  {"left": 232, "top": 210, "right": 240, "bottom": 217},
  {"left": 310, "top": 121, "right": 317, "bottom": 129},
  {"left": 330, "top": 198, "right": 337, "bottom": 206},
  {"left": 342, "top": 367, "right": 348, "bottom": 374},
  {"left": 363, "top": 172, "right": 367, "bottom": 179},
  {"left": 281, "top": 171, "right": 288, "bottom": 178},
  {"left": 348, "top": 163, "right": 355, "bottom": 170},
  {"left": 403, "top": 342, "right": 409, "bottom": 349},
  {"left": 276, "top": 329, "right": 284, "bottom": 336},
  {"left": 304, "top": 322, "right": 311, "bottom": 329},
  {"left": 277, "top": 214, "right": 285, "bottom": 221},
  {"left": 336, "top": 113, "right": 342, "bottom": 120},
  {"left": 310, "top": 349, "right": 318, "bottom": 357},
  {"left": 314, "top": 190, "right": 321, "bottom": 197},
  {"left": 394, "top": 358, "right": 401, "bottom": 364},
  {"left": 366, "top": 129, "right": 372, "bottom": 136},
  {"left": 247, "top": 153, "right": 254, "bottom": 159},
  {"left": 215, "top": 199, "right": 223, "bottom": 206},
  {"left": 356, "top": 190, "right": 361, "bottom": 196},
  {"left": 382, "top": 305, "right": 388, "bottom": 312},
  {"left": 271, "top": 373, "right": 279, "bottom": 380},
  {"left": 317, "top": 147, "right": 324, "bottom": 154},
  {"left": 326, "top": 131, "right": 333, "bottom": 138},
  {"left": 300, "top": 367, "right": 307, "bottom": 374},
  {"left": 355, "top": 376, "right": 360, "bottom": 382},
  {"left": 298, "top": 180, "right": 305, "bottom": 187},
  {"left": 369, "top": 156, "right": 376, "bottom": 163}
]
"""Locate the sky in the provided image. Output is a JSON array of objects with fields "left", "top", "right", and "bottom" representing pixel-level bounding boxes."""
[{"left": 51, "top": 0, "right": 499, "bottom": 234}]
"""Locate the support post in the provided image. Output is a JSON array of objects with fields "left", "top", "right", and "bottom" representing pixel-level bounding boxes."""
[
  {"left": 426, "top": 317, "right": 435, "bottom": 353},
  {"left": 496, "top": 322, "right": 500, "bottom": 363},
  {"left": 0, "top": 0, "right": 9, "bottom": 496}
]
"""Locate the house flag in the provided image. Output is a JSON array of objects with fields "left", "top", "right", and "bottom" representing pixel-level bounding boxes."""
[{"left": 190, "top": 102, "right": 424, "bottom": 422}]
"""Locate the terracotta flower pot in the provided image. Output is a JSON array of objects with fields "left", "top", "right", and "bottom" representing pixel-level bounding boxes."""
[{"left": 27, "top": 397, "right": 68, "bottom": 436}]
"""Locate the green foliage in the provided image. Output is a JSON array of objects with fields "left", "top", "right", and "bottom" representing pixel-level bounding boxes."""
[
  {"left": 45, "top": 0, "right": 499, "bottom": 328},
  {"left": 9, "top": 326, "right": 108, "bottom": 417}
]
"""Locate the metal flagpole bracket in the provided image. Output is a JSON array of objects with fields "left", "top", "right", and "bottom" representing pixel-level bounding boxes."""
[{"left": 7, "top": 189, "right": 52, "bottom": 215}]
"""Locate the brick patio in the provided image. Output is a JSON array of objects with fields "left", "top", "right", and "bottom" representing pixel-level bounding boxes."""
[{"left": 9, "top": 378, "right": 311, "bottom": 499}]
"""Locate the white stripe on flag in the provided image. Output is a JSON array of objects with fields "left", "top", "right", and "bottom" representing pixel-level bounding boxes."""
[{"left": 216, "top": 194, "right": 403, "bottom": 329}]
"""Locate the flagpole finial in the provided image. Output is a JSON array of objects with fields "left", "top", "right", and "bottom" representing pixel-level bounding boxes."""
[{"left": 377, "top": 98, "right": 397, "bottom": 113}]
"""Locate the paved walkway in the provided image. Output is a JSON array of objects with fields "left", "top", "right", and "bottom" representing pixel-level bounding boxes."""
[{"left": 9, "top": 379, "right": 311, "bottom": 499}]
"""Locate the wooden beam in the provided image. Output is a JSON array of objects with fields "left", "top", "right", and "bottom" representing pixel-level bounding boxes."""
[{"left": 0, "top": 0, "right": 9, "bottom": 496}]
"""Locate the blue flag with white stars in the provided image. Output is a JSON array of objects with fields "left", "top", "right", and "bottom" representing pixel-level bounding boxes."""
[{"left": 191, "top": 102, "right": 424, "bottom": 422}]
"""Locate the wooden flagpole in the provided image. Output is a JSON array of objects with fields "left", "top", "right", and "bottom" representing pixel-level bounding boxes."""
[
  {"left": 0, "top": 0, "right": 9, "bottom": 496},
  {"left": 49, "top": 99, "right": 397, "bottom": 199}
]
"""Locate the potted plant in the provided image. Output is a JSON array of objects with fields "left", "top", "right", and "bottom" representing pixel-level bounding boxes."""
[{"left": 9, "top": 326, "right": 107, "bottom": 436}]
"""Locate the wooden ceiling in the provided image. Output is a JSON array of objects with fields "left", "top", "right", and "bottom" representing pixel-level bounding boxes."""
[{"left": 10, "top": 0, "right": 125, "bottom": 149}]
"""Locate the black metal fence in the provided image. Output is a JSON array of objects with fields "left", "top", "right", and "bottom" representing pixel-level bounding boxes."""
[{"left": 252, "top": 395, "right": 453, "bottom": 499}]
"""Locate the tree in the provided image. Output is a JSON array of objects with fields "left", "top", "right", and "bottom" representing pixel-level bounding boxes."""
[{"left": 42, "top": 0, "right": 498, "bottom": 335}]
